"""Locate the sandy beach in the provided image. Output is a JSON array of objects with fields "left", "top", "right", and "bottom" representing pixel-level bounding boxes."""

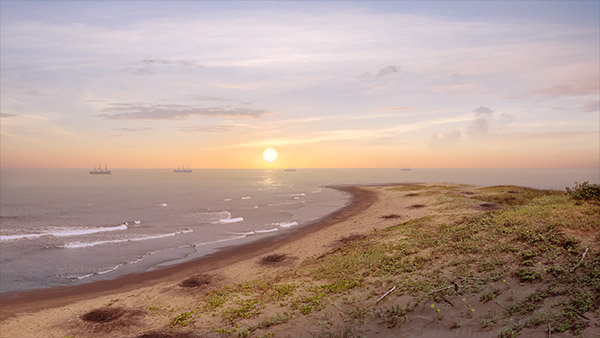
[{"left": 1, "top": 183, "right": 598, "bottom": 338}]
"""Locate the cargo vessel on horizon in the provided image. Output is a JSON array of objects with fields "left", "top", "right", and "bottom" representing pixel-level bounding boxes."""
[
  {"left": 173, "top": 165, "right": 192, "bottom": 173},
  {"left": 89, "top": 164, "right": 111, "bottom": 175}
]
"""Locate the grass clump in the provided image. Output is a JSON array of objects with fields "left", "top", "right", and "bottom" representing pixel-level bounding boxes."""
[
  {"left": 375, "top": 304, "right": 412, "bottom": 328},
  {"left": 257, "top": 312, "right": 291, "bottom": 328},
  {"left": 386, "top": 185, "right": 429, "bottom": 192},
  {"left": 223, "top": 298, "right": 262, "bottom": 323},
  {"left": 272, "top": 283, "right": 297, "bottom": 301},
  {"left": 204, "top": 290, "right": 230, "bottom": 311},
  {"left": 476, "top": 186, "right": 558, "bottom": 206},
  {"left": 170, "top": 310, "right": 196, "bottom": 327},
  {"left": 515, "top": 267, "right": 542, "bottom": 281}
]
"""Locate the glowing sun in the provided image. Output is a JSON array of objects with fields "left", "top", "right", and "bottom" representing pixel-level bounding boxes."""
[{"left": 262, "top": 148, "right": 278, "bottom": 162}]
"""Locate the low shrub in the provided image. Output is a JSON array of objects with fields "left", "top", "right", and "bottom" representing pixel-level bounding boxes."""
[{"left": 566, "top": 181, "right": 600, "bottom": 202}]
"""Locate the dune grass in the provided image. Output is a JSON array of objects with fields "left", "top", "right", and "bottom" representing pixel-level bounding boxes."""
[{"left": 160, "top": 184, "right": 599, "bottom": 337}]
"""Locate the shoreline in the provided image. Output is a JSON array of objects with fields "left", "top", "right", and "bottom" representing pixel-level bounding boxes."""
[{"left": 0, "top": 185, "right": 376, "bottom": 320}]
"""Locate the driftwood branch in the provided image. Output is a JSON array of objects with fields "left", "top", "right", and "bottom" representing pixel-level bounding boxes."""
[
  {"left": 570, "top": 247, "right": 589, "bottom": 273},
  {"left": 548, "top": 323, "right": 551, "bottom": 338},
  {"left": 375, "top": 286, "right": 396, "bottom": 304},
  {"left": 572, "top": 308, "right": 590, "bottom": 320}
]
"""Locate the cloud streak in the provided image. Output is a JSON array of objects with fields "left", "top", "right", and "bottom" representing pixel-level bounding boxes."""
[
  {"left": 580, "top": 100, "right": 599, "bottom": 112},
  {"left": 177, "top": 125, "right": 234, "bottom": 133},
  {"left": 140, "top": 59, "right": 202, "bottom": 68},
  {"left": 114, "top": 127, "right": 152, "bottom": 132},
  {"left": 95, "top": 103, "right": 271, "bottom": 120}
]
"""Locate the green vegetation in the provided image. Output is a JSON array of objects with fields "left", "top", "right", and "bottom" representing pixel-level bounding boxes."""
[
  {"left": 257, "top": 312, "right": 291, "bottom": 328},
  {"left": 150, "top": 182, "right": 598, "bottom": 337},
  {"left": 386, "top": 185, "right": 429, "bottom": 192},
  {"left": 170, "top": 310, "right": 196, "bottom": 327},
  {"left": 566, "top": 181, "right": 600, "bottom": 202},
  {"left": 475, "top": 185, "right": 559, "bottom": 206}
]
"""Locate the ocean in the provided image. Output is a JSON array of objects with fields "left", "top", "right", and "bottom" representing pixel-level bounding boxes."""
[{"left": 0, "top": 168, "right": 598, "bottom": 293}]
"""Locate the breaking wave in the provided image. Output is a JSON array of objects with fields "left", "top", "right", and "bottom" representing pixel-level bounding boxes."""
[
  {"left": 217, "top": 217, "right": 244, "bottom": 224},
  {"left": 60, "top": 229, "right": 193, "bottom": 248},
  {"left": 272, "top": 221, "right": 298, "bottom": 228},
  {"left": 183, "top": 211, "right": 244, "bottom": 224},
  {"left": 0, "top": 224, "right": 128, "bottom": 242}
]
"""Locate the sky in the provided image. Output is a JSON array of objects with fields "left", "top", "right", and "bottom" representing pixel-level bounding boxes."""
[{"left": 1, "top": 0, "right": 598, "bottom": 169}]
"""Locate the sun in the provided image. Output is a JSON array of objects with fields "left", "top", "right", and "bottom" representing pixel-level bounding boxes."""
[{"left": 262, "top": 148, "right": 278, "bottom": 162}]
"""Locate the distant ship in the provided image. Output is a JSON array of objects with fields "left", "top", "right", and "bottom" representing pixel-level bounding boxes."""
[
  {"left": 173, "top": 165, "right": 192, "bottom": 173},
  {"left": 401, "top": 166, "right": 411, "bottom": 171},
  {"left": 90, "top": 164, "right": 111, "bottom": 175},
  {"left": 284, "top": 166, "right": 296, "bottom": 172}
]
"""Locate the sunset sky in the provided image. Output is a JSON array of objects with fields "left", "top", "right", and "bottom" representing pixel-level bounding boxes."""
[{"left": 1, "top": 1, "right": 598, "bottom": 169}]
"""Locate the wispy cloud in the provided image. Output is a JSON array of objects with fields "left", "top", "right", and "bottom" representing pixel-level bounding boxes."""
[
  {"left": 467, "top": 118, "right": 490, "bottom": 135},
  {"left": 536, "top": 80, "right": 599, "bottom": 97},
  {"left": 141, "top": 59, "right": 202, "bottom": 68},
  {"left": 190, "top": 95, "right": 251, "bottom": 105},
  {"left": 95, "top": 103, "right": 272, "bottom": 120},
  {"left": 360, "top": 65, "right": 401, "bottom": 78},
  {"left": 177, "top": 125, "right": 233, "bottom": 133},
  {"left": 122, "top": 59, "right": 202, "bottom": 76},
  {"left": 431, "top": 83, "right": 475, "bottom": 92},
  {"left": 378, "top": 107, "right": 416, "bottom": 111},
  {"left": 430, "top": 130, "right": 461, "bottom": 146},
  {"left": 114, "top": 127, "right": 152, "bottom": 132},
  {"left": 0, "top": 113, "right": 19, "bottom": 118},
  {"left": 377, "top": 65, "right": 400, "bottom": 77},
  {"left": 473, "top": 106, "right": 494, "bottom": 116},
  {"left": 580, "top": 100, "right": 599, "bottom": 112},
  {"left": 122, "top": 67, "right": 154, "bottom": 75},
  {"left": 236, "top": 114, "right": 472, "bottom": 148},
  {"left": 467, "top": 106, "right": 494, "bottom": 135}
]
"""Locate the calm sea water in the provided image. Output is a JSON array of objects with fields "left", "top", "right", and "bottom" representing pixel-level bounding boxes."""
[{"left": 0, "top": 168, "right": 598, "bottom": 293}]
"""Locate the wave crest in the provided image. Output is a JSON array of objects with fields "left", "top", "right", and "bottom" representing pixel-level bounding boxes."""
[
  {"left": 0, "top": 224, "right": 128, "bottom": 242},
  {"left": 61, "top": 229, "right": 193, "bottom": 249}
]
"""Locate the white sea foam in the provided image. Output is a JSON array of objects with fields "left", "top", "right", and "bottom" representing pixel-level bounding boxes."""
[
  {"left": 281, "top": 193, "right": 306, "bottom": 197},
  {"left": 159, "top": 203, "right": 168, "bottom": 207},
  {"left": 241, "top": 196, "right": 251, "bottom": 200},
  {"left": 223, "top": 198, "right": 233, "bottom": 201},
  {"left": 98, "top": 263, "right": 123, "bottom": 275},
  {"left": 133, "top": 220, "right": 141, "bottom": 225},
  {"left": 61, "top": 229, "right": 193, "bottom": 248},
  {"left": 312, "top": 188, "right": 322, "bottom": 193},
  {"left": 267, "top": 201, "right": 301, "bottom": 207},
  {"left": 76, "top": 273, "right": 94, "bottom": 280},
  {"left": 273, "top": 221, "right": 298, "bottom": 228},
  {"left": 218, "top": 217, "right": 244, "bottom": 224},
  {"left": 184, "top": 211, "right": 234, "bottom": 224},
  {"left": 255, "top": 228, "right": 278, "bottom": 233},
  {"left": 0, "top": 224, "right": 128, "bottom": 242},
  {"left": 0, "top": 233, "right": 45, "bottom": 241},
  {"left": 227, "top": 231, "right": 255, "bottom": 237}
]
